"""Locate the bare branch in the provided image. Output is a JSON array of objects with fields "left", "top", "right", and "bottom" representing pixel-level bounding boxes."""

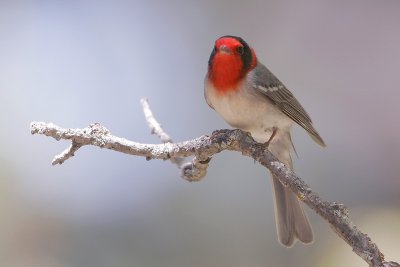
[
  {"left": 140, "top": 98, "right": 174, "bottom": 143},
  {"left": 30, "top": 104, "right": 399, "bottom": 267},
  {"left": 140, "top": 98, "right": 210, "bottom": 181},
  {"left": 52, "top": 140, "right": 82, "bottom": 165}
]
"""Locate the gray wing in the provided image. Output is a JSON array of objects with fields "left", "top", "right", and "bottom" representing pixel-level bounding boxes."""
[{"left": 249, "top": 63, "right": 326, "bottom": 147}]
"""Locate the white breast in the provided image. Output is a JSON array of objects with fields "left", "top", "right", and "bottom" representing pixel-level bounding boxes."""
[{"left": 204, "top": 80, "right": 293, "bottom": 143}]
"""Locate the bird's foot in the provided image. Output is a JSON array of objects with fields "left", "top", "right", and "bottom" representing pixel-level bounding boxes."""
[{"left": 262, "top": 127, "right": 278, "bottom": 148}]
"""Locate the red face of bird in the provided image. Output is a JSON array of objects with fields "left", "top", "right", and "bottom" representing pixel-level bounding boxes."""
[
  {"left": 208, "top": 36, "right": 257, "bottom": 91},
  {"left": 215, "top": 37, "right": 246, "bottom": 55}
]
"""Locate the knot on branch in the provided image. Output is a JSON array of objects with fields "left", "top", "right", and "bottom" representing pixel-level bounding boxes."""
[
  {"left": 181, "top": 157, "right": 211, "bottom": 182},
  {"left": 210, "top": 129, "right": 254, "bottom": 150},
  {"left": 87, "top": 123, "right": 110, "bottom": 136}
]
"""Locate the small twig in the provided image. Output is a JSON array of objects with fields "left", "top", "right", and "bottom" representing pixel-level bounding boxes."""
[
  {"left": 52, "top": 140, "right": 82, "bottom": 165},
  {"left": 31, "top": 122, "right": 111, "bottom": 165},
  {"left": 29, "top": 101, "right": 399, "bottom": 267},
  {"left": 140, "top": 98, "right": 174, "bottom": 143},
  {"left": 140, "top": 98, "right": 210, "bottom": 181}
]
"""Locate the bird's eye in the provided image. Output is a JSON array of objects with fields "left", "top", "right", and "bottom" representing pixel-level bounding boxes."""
[{"left": 237, "top": 46, "right": 244, "bottom": 55}]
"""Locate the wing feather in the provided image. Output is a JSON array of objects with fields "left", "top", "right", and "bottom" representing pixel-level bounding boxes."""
[{"left": 250, "top": 63, "right": 326, "bottom": 147}]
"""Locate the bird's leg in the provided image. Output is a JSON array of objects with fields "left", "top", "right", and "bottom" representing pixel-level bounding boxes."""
[{"left": 263, "top": 127, "right": 278, "bottom": 148}]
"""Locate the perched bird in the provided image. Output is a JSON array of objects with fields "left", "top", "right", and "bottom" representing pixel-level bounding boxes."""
[{"left": 204, "top": 35, "right": 325, "bottom": 247}]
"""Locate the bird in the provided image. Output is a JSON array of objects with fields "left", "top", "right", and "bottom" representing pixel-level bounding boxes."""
[{"left": 204, "top": 35, "right": 325, "bottom": 247}]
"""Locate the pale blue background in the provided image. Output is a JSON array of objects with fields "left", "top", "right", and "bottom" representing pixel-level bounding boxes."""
[{"left": 1, "top": 0, "right": 399, "bottom": 266}]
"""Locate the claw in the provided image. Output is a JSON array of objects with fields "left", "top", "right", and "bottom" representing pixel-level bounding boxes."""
[{"left": 263, "top": 127, "right": 278, "bottom": 148}]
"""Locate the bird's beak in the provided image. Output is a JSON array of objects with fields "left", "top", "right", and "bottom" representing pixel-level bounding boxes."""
[{"left": 218, "top": 45, "right": 232, "bottom": 54}]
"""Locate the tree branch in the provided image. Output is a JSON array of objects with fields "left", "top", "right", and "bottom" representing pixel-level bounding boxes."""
[
  {"left": 140, "top": 98, "right": 209, "bottom": 181},
  {"left": 30, "top": 100, "right": 398, "bottom": 267}
]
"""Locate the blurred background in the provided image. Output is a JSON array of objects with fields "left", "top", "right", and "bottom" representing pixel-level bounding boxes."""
[{"left": 1, "top": 0, "right": 399, "bottom": 266}]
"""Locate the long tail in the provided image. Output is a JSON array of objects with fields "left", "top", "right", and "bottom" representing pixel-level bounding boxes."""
[{"left": 268, "top": 130, "right": 313, "bottom": 247}]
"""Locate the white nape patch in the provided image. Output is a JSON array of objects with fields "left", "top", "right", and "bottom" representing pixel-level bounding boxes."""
[{"left": 257, "top": 84, "right": 283, "bottom": 93}]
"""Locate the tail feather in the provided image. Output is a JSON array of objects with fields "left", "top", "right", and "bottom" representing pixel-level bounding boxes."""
[
  {"left": 268, "top": 130, "right": 313, "bottom": 246},
  {"left": 271, "top": 176, "right": 313, "bottom": 246}
]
